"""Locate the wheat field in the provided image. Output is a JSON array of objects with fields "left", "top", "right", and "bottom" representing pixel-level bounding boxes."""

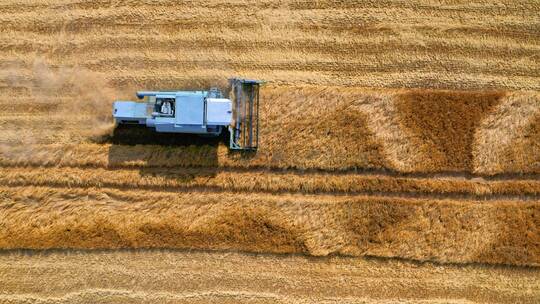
[{"left": 0, "top": 0, "right": 539, "bottom": 303}]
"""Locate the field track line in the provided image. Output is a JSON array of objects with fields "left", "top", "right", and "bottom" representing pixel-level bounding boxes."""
[
  {"left": 1, "top": 161, "right": 538, "bottom": 181},
  {"left": 1, "top": 182, "right": 538, "bottom": 203},
  {"left": 0, "top": 246, "right": 537, "bottom": 269},
  {"left": 3, "top": 39, "right": 539, "bottom": 62},
  {"left": 1, "top": 179, "right": 537, "bottom": 201}
]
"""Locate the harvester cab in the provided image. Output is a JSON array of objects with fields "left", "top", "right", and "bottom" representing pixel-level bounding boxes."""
[{"left": 112, "top": 78, "right": 262, "bottom": 151}]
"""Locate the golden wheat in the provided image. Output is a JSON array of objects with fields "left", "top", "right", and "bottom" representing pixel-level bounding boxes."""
[
  {"left": 1, "top": 185, "right": 538, "bottom": 266},
  {"left": 0, "top": 87, "right": 538, "bottom": 174}
]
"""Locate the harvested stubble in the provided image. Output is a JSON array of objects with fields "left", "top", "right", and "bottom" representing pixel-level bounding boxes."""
[
  {"left": 2, "top": 0, "right": 540, "bottom": 90},
  {"left": 1, "top": 250, "right": 539, "bottom": 304},
  {"left": 1, "top": 186, "right": 538, "bottom": 266}
]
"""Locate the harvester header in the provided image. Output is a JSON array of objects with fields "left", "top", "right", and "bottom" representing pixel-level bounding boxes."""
[{"left": 113, "top": 78, "right": 263, "bottom": 151}]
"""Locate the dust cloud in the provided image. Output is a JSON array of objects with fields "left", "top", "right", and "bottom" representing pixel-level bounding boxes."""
[
  {"left": 1, "top": 58, "right": 120, "bottom": 160},
  {"left": 30, "top": 58, "right": 116, "bottom": 139}
]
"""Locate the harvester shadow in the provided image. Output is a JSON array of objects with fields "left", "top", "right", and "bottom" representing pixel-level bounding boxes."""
[
  {"left": 231, "top": 149, "right": 257, "bottom": 160},
  {"left": 106, "top": 124, "right": 221, "bottom": 182}
]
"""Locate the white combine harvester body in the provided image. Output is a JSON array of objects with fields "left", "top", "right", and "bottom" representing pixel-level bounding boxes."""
[{"left": 113, "top": 78, "right": 262, "bottom": 150}]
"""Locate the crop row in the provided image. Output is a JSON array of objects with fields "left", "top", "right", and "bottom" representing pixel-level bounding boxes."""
[
  {"left": 0, "top": 166, "right": 539, "bottom": 199},
  {"left": 1, "top": 86, "right": 538, "bottom": 174},
  {"left": 1, "top": 185, "right": 538, "bottom": 266}
]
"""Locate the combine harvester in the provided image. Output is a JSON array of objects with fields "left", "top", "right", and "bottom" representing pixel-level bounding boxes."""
[{"left": 113, "top": 78, "right": 262, "bottom": 150}]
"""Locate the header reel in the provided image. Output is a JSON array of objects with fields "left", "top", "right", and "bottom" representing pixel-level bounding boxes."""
[{"left": 228, "top": 78, "right": 263, "bottom": 151}]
